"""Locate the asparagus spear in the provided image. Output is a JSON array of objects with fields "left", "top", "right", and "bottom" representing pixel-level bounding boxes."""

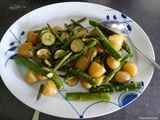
[
  {"left": 89, "top": 81, "right": 143, "bottom": 93},
  {"left": 103, "top": 53, "right": 133, "bottom": 83},
  {"left": 14, "top": 55, "right": 64, "bottom": 89},
  {"left": 14, "top": 55, "right": 50, "bottom": 77},
  {"left": 37, "top": 84, "right": 44, "bottom": 101},
  {"left": 122, "top": 41, "right": 131, "bottom": 54},
  {"left": 69, "top": 68, "right": 99, "bottom": 86},
  {"left": 89, "top": 19, "right": 114, "bottom": 35},
  {"left": 66, "top": 92, "right": 111, "bottom": 101},
  {"left": 51, "top": 71, "right": 64, "bottom": 89},
  {"left": 90, "top": 27, "right": 122, "bottom": 61},
  {"left": 52, "top": 52, "right": 72, "bottom": 72}
]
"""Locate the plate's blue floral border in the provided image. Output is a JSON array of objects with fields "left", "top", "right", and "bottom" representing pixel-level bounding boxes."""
[{"left": 4, "top": 9, "right": 143, "bottom": 119}]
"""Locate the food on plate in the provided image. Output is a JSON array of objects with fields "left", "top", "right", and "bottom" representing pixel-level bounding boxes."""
[
  {"left": 122, "top": 62, "right": 138, "bottom": 77},
  {"left": 14, "top": 17, "right": 142, "bottom": 101}
]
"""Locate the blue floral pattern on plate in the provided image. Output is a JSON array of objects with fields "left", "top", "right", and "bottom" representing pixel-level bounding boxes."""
[
  {"left": 4, "top": 30, "right": 25, "bottom": 67},
  {"left": 106, "top": 9, "right": 132, "bottom": 32}
]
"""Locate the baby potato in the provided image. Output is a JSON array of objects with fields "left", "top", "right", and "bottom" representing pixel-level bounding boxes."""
[
  {"left": 95, "top": 75, "right": 105, "bottom": 86},
  {"left": 84, "top": 47, "right": 98, "bottom": 60},
  {"left": 108, "top": 34, "right": 124, "bottom": 51},
  {"left": 18, "top": 42, "right": 35, "bottom": 58},
  {"left": 37, "top": 73, "right": 47, "bottom": 81},
  {"left": 25, "top": 70, "right": 39, "bottom": 84},
  {"left": 114, "top": 70, "right": 131, "bottom": 83},
  {"left": 60, "top": 32, "right": 69, "bottom": 41},
  {"left": 122, "top": 62, "right": 138, "bottom": 77},
  {"left": 53, "top": 26, "right": 62, "bottom": 34},
  {"left": 75, "top": 55, "right": 90, "bottom": 71},
  {"left": 43, "top": 80, "right": 58, "bottom": 96},
  {"left": 106, "top": 55, "right": 120, "bottom": 69},
  {"left": 27, "top": 31, "right": 39, "bottom": 45},
  {"left": 88, "top": 62, "right": 106, "bottom": 78},
  {"left": 80, "top": 79, "right": 92, "bottom": 90},
  {"left": 95, "top": 44, "right": 104, "bottom": 54}
]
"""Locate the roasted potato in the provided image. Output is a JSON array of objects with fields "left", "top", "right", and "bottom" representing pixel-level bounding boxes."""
[
  {"left": 43, "top": 80, "right": 58, "bottom": 96},
  {"left": 25, "top": 70, "right": 39, "bottom": 84},
  {"left": 18, "top": 42, "right": 35, "bottom": 57},
  {"left": 27, "top": 31, "right": 39, "bottom": 45},
  {"left": 88, "top": 62, "right": 106, "bottom": 77},
  {"left": 122, "top": 62, "right": 138, "bottom": 77}
]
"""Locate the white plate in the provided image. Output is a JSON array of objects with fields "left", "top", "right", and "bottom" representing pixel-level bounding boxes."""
[{"left": 0, "top": 2, "right": 155, "bottom": 119}]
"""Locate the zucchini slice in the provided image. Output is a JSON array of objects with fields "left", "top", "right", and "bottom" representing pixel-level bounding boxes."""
[
  {"left": 41, "top": 32, "right": 55, "bottom": 46},
  {"left": 54, "top": 49, "right": 66, "bottom": 59},
  {"left": 65, "top": 74, "right": 79, "bottom": 87},
  {"left": 70, "top": 39, "right": 85, "bottom": 52}
]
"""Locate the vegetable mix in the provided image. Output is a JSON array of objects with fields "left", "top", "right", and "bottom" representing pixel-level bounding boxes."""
[{"left": 14, "top": 17, "right": 142, "bottom": 101}]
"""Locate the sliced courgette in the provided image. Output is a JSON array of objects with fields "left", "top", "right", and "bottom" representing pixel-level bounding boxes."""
[
  {"left": 54, "top": 49, "right": 66, "bottom": 59},
  {"left": 74, "top": 28, "right": 88, "bottom": 38},
  {"left": 41, "top": 31, "right": 55, "bottom": 46},
  {"left": 70, "top": 39, "right": 85, "bottom": 52},
  {"left": 65, "top": 74, "right": 79, "bottom": 87}
]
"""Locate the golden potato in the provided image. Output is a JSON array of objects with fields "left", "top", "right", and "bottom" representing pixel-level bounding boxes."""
[
  {"left": 106, "top": 55, "right": 120, "bottom": 69},
  {"left": 25, "top": 70, "right": 39, "bottom": 84},
  {"left": 95, "top": 44, "right": 104, "bottom": 54},
  {"left": 80, "top": 79, "right": 92, "bottom": 90},
  {"left": 75, "top": 55, "right": 90, "bottom": 71},
  {"left": 18, "top": 42, "right": 35, "bottom": 57},
  {"left": 88, "top": 62, "right": 106, "bottom": 77},
  {"left": 27, "top": 31, "right": 39, "bottom": 45},
  {"left": 114, "top": 70, "right": 131, "bottom": 83},
  {"left": 108, "top": 34, "right": 124, "bottom": 51},
  {"left": 94, "top": 75, "right": 105, "bottom": 86},
  {"left": 60, "top": 32, "right": 69, "bottom": 41},
  {"left": 43, "top": 80, "right": 58, "bottom": 96},
  {"left": 53, "top": 26, "right": 62, "bottom": 34},
  {"left": 122, "top": 62, "right": 138, "bottom": 77},
  {"left": 84, "top": 47, "right": 97, "bottom": 60}
]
